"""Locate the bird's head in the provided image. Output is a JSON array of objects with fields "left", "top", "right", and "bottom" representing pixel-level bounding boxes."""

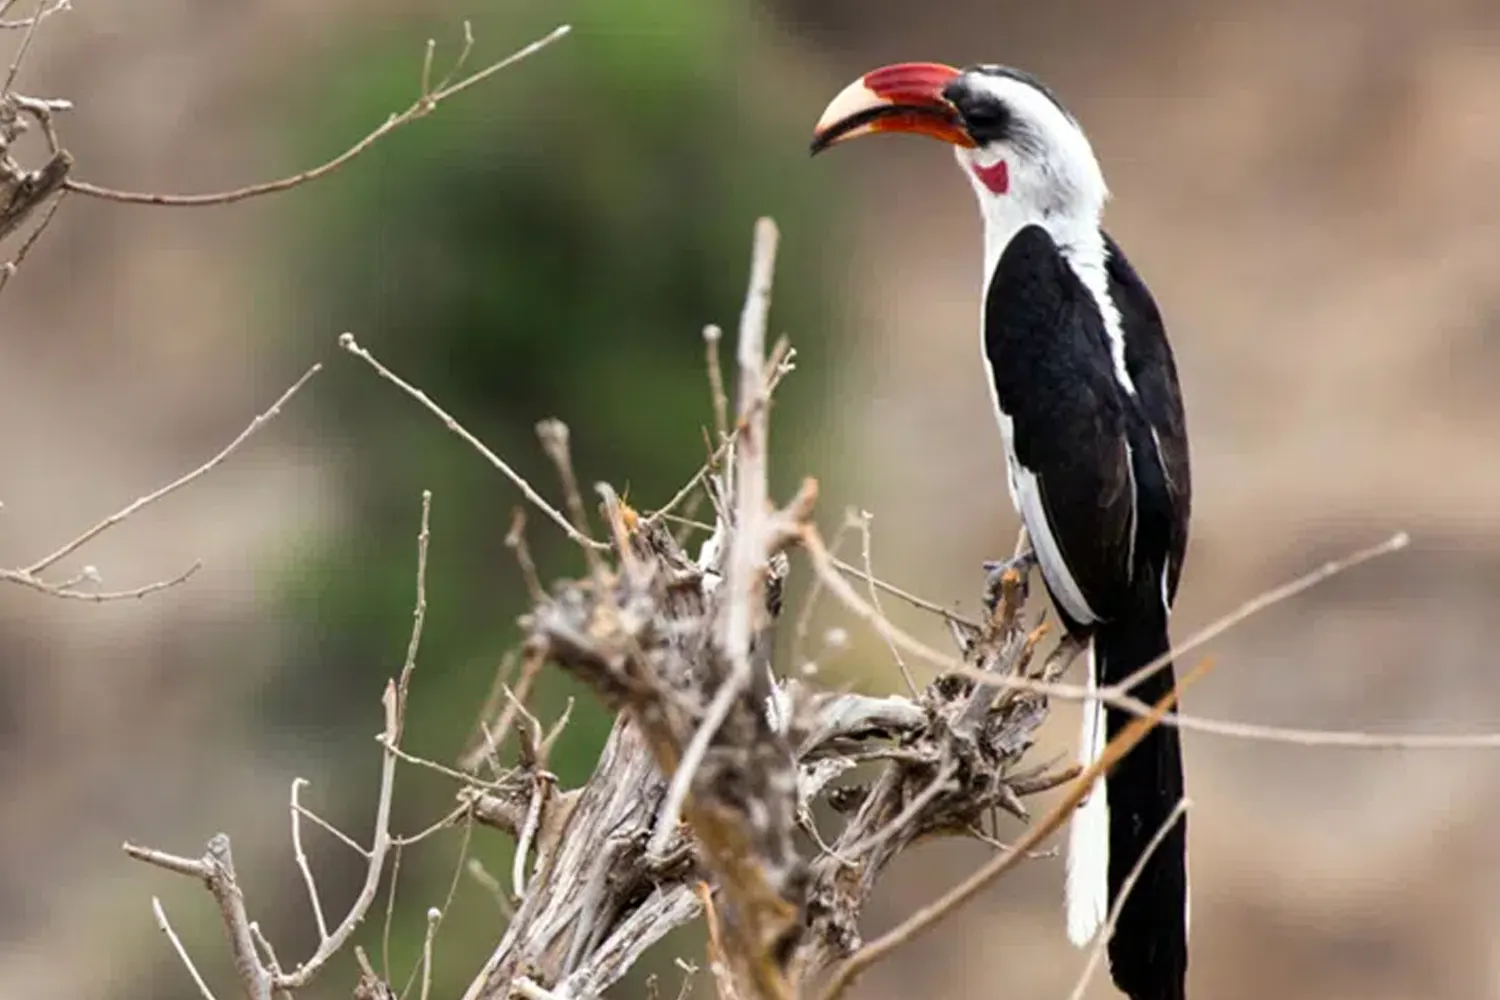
[{"left": 811, "top": 62, "right": 1107, "bottom": 250}]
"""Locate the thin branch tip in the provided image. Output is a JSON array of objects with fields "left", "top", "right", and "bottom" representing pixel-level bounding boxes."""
[{"left": 65, "top": 23, "right": 572, "bottom": 206}]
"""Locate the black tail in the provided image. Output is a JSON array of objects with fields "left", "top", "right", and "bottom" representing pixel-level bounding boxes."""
[{"left": 1096, "top": 605, "right": 1188, "bottom": 1000}]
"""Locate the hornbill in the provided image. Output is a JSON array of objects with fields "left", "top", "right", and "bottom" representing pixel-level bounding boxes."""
[{"left": 810, "top": 63, "right": 1192, "bottom": 1000}]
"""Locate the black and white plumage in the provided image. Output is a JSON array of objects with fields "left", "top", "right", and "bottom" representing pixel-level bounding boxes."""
[{"left": 812, "top": 63, "right": 1192, "bottom": 1000}]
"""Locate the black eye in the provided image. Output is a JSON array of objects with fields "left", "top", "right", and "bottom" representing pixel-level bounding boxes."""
[
  {"left": 942, "top": 81, "right": 1014, "bottom": 144},
  {"left": 947, "top": 90, "right": 1012, "bottom": 144},
  {"left": 963, "top": 101, "right": 1008, "bottom": 129}
]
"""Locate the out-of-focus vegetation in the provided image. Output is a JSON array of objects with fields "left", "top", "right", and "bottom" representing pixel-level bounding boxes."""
[{"left": 262, "top": 1, "right": 850, "bottom": 994}]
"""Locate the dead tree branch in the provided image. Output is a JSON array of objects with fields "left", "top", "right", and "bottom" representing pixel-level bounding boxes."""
[
  {"left": 123, "top": 497, "right": 427, "bottom": 999},
  {"left": 446, "top": 218, "right": 1094, "bottom": 1000},
  {"left": 118, "top": 217, "right": 1462, "bottom": 1000},
  {"left": 338, "top": 331, "right": 606, "bottom": 551},
  {"left": 0, "top": 14, "right": 569, "bottom": 261},
  {"left": 0, "top": 5, "right": 71, "bottom": 242},
  {"left": 64, "top": 25, "right": 571, "bottom": 206},
  {"left": 1, "top": 364, "right": 319, "bottom": 601}
]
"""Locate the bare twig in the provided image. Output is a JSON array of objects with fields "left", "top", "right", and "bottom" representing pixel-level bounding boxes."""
[
  {"left": 10, "top": 92, "right": 70, "bottom": 152},
  {"left": 506, "top": 510, "right": 545, "bottom": 603},
  {"left": 151, "top": 897, "right": 220, "bottom": 1000},
  {"left": 414, "top": 907, "right": 441, "bottom": 1000},
  {"left": 854, "top": 509, "right": 918, "bottom": 696},
  {"left": 17, "top": 363, "right": 320, "bottom": 578},
  {"left": 396, "top": 490, "right": 433, "bottom": 727},
  {"left": 800, "top": 524, "right": 1496, "bottom": 749},
  {"left": 290, "top": 778, "right": 331, "bottom": 941},
  {"left": 354, "top": 948, "right": 394, "bottom": 1000},
  {"left": 508, "top": 687, "right": 548, "bottom": 761},
  {"left": 790, "top": 516, "right": 856, "bottom": 673},
  {"left": 697, "top": 883, "right": 744, "bottom": 1000},
  {"left": 277, "top": 682, "right": 400, "bottom": 989},
  {"left": 1105, "top": 531, "right": 1410, "bottom": 698},
  {"left": 673, "top": 961, "right": 700, "bottom": 1000},
  {"left": 419, "top": 36, "right": 437, "bottom": 99},
  {"left": 537, "top": 419, "right": 607, "bottom": 582},
  {"left": 0, "top": 561, "right": 201, "bottom": 601},
  {"left": 471, "top": 648, "right": 547, "bottom": 769},
  {"left": 539, "top": 698, "right": 574, "bottom": 763},
  {"left": 649, "top": 217, "right": 780, "bottom": 858},
  {"left": 4, "top": 0, "right": 48, "bottom": 92},
  {"left": 648, "top": 439, "right": 728, "bottom": 531},
  {"left": 839, "top": 762, "right": 955, "bottom": 859},
  {"left": 597, "top": 482, "right": 649, "bottom": 584},
  {"left": 432, "top": 21, "right": 476, "bottom": 94},
  {"left": 122, "top": 843, "right": 210, "bottom": 878},
  {"left": 384, "top": 738, "right": 508, "bottom": 791},
  {"left": 705, "top": 324, "right": 729, "bottom": 445},
  {"left": 65, "top": 26, "right": 572, "bottom": 205},
  {"left": 253, "top": 925, "right": 298, "bottom": 1000},
  {"left": 125, "top": 499, "right": 426, "bottom": 996},
  {"left": 643, "top": 336, "right": 796, "bottom": 530},
  {"left": 1145, "top": 714, "right": 1500, "bottom": 750},
  {"left": 382, "top": 843, "right": 404, "bottom": 987},
  {"left": 512, "top": 775, "right": 548, "bottom": 898},
  {"left": 338, "top": 333, "right": 606, "bottom": 550},
  {"left": 535, "top": 419, "right": 593, "bottom": 542},
  {"left": 1010, "top": 763, "right": 1082, "bottom": 796},
  {"left": 664, "top": 510, "right": 976, "bottom": 630},
  {"left": 396, "top": 803, "right": 470, "bottom": 849},
  {"left": 0, "top": 0, "right": 67, "bottom": 30},
  {"left": 463, "top": 650, "right": 520, "bottom": 774},
  {"left": 432, "top": 809, "right": 478, "bottom": 931},
  {"left": 1066, "top": 797, "right": 1191, "bottom": 1000},
  {"left": 0, "top": 186, "right": 65, "bottom": 295},
  {"left": 466, "top": 858, "right": 511, "bottom": 916},
  {"left": 833, "top": 551, "right": 976, "bottom": 626},
  {"left": 248, "top": 922, "right": 281, "bottom": 975},
  {"left": 797, "top": 521, "right": 991, "bottom": 682},
  {"left": 293, "top": 803, "right": 369, "bottom": 858}
]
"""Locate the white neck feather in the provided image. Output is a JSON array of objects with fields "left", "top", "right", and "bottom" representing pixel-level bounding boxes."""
[
  {"left": 973, "top": 182, "right": 1105, "bottom": 280},
  {"left": 963, "top": 151, "right": 1135, "bottom": 397}
]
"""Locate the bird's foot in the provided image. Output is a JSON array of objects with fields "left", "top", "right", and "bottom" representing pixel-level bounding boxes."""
[{"left": 982, "top": 549, "right": 1036, "bottom": 614}]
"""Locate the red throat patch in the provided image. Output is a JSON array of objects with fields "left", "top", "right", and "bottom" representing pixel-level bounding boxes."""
[{"left": 973, "top": 159, "right": 1010, "bottom": 195}]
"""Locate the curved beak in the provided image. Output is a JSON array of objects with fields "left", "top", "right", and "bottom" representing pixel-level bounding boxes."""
[{"left": 810, "top": 62, "right": 973, "bottom": 155}]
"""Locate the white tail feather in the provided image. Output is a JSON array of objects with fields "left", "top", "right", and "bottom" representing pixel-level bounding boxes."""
[{"left": 1065, "top": 641, "right": 1109, "bottom": 946}]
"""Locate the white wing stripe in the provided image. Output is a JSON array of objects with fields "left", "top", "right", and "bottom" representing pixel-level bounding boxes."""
[
  {"left": 1063, "top": 240, "right": 1137, "bottom": 398},
  {"left": 1014, "top": 461, "right": 1098, "bottom": 625},
  {"left": 987, "top": 391, "right": 1099, "bottom": 626},
  {"left": 1066, "top": 642, "right": 1109, "bottom": 945}
]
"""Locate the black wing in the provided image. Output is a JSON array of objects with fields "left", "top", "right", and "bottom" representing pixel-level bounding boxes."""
[
  {"left": 1104, "top": 232, "right": 1192, "bottom": 606},
  {"left": 984, "top": 224, "right": 1135, "bottom": 629}
]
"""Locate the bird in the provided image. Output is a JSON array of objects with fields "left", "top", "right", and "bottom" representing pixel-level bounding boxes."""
[{"left": 809, "top": 62, "right": 1192, "bottom": 1000}]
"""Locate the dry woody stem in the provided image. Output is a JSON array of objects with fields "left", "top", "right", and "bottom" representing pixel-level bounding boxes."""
[
  {"left": 117, "top": 211, "right": 1459, "bottom": 1000},
  {"left": 7, "top": 10, "right": 1461, "bottom": 1000}
]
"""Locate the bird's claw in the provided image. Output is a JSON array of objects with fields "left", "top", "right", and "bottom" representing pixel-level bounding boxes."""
[
  {"left": 982, "top": 550, "right": 1036, "bottom": 613},
  {"left": 983, "top": 550, "right": 1037, "bottom": 586}
]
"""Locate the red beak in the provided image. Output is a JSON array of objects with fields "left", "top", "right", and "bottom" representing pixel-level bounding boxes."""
[{"left": 810, "top": 62, "right": 973, "bottom": 154}]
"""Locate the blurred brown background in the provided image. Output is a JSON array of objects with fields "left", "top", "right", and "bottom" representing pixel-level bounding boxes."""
[{"left": 3, "top": 1, "right": 1500, "bottom": 999}]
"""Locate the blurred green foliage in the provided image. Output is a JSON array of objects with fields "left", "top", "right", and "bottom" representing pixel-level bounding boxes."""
[{"left": 266, "top": 1, "right": 850, "bottom": 995}]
